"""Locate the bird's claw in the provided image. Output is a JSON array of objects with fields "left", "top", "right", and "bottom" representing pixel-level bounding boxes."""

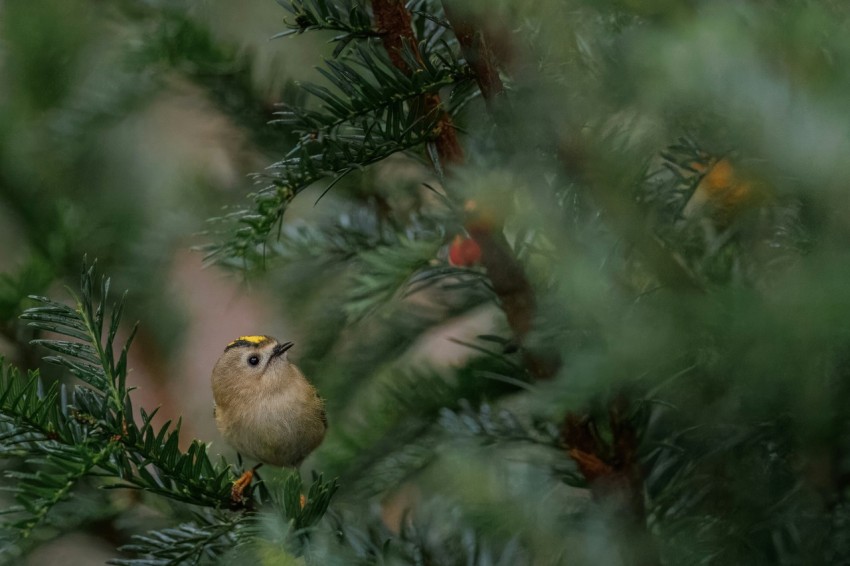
[{"left": 231, "top": 469, "right": 254, "bottom": 506}]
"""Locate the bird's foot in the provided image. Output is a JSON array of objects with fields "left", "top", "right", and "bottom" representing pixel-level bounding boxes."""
[
  {"left": 230, "top": 463, "right": 264, "bottom": 507},
  {"left": 230, "top": 469, "right": 254, "bottom": 506}
]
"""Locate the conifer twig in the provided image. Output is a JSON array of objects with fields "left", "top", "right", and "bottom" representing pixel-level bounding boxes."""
[
  {"left": 440, "top": 2, "right": 504, "bottom": 105},
  {"left": 464, "top": 219, "right": 558, "bottom": 379},
  {"left": 439, "top": 6, "right": 659, "bottom": 563},
  {"left": 372, "top": 0, "right": 464, "bottom": 165},
  {"left": 561, "top": 401, "right": 660, "bottom": 566},
  {"left": 438, "top": 3, "right": 557, "bottom": 380},
  {"left": 373, "top": 1, "right": 553, "bottom": 377}
]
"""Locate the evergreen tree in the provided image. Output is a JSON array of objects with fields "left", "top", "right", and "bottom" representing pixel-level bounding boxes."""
[{"left": 3, "top": 0, "right": 850, "bottom": 564}]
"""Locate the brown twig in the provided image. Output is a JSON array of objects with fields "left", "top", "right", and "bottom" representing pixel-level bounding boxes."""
[
  {"left": 372, "top": 0, "right": 464, "bottom": 166},
  {"left": 561, "top": 400, "right": 645, "bottom": 518},
  {"left": 440, "top": 2, "right": 505, "bottom": 105},
  {"left": 561, "top": 399, "right": 660, "bottom": 566},
  {"left": 373, "top": 0, "right": 554, "bottom": 378},
  {"left": 465, "top": 218, "right": 559, "bottom": 379},
  {"left": 436, "top": 2, "right": 557, "bottom": 379}
]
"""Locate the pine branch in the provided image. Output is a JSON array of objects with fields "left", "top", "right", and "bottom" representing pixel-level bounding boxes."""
[
  {"left": 205, "top": 116, "right": 439, "bottom": 264},
  {"left": 0, "top": 260, "right": 346, "bottom": 563},
  {"left": 439, "top": 400, "right": 560, "bottom": 449},
  {"left": 432, "top": 7, "right": 664, "bottom": 563},
  {"left": 207, "top": 1, "right": 475, "bottom": 265},
  {"left": 639, "top": 139, "right": 801, "bottom": 287},
  {"left": 372, "top": 0, "right": 464, "bottom": 166},
  {"left": 561, "top": 397, "right": 660, "bottom": 566},
  {"left": 0, "top": 262, "right": 244, "bottom": 541},
  {"left": 419, "top": 4, "right": 561, "bottom": 380},
  {"left": 204, "top": 2, "right": 475, "bottom": 266},
  {"left": 345, "top": 236, "right": 443, "bottom": 320},
  {"left": 330, "top": 503, "right": 530, "bottom": 565},
  {"left": 330, "top": 354, "right": 530, "bottom": 497},
  {"left": 112, "top": 416, "right": 234, "bottom": 507},
  {"left": 464, "top": 217, "right": 560, "bottom": 379},
  {"left": 440, "top": 1, "right": 505, "bottom": 107},
  {"left": 0, "top": 367, "right": 62, "bottom": 444},
  {"left": 109, "top": 473, "right": 339, "bottom": 564},
  {"left": 274, "top": 0, "right": 380, "bottom": 57},
  {"left": 273, "top": 472, "right": 339, "bottom": 534},
  {"left": 109, "top": 510, "right": 242, "bottom": 566},
  {"left": 643, "top": 417, "right": 819, "bottom": 564},
  {"left": 8, "top": 443, "right": 114, "bottom": 537},
  {"left": 0, "top": 473, "right": 124, "bottom": 564},
  {"left": 273, "top": 42, "right": 473, "bottom": 158}
]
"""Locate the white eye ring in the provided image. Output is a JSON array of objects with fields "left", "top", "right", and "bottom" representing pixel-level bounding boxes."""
[{"left": 248, "top": 355, "right": 260, "bottom": 366}]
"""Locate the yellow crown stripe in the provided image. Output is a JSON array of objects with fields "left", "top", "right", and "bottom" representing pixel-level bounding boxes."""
[{"left": 227, "top": 335, "right": 270, "bottom": 348}]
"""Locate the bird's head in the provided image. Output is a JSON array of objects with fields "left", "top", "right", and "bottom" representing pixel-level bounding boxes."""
[{"left": 211, "top": 335, "right": 295, "bottom": 396}]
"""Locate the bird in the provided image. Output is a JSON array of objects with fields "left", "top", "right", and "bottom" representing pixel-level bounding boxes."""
[{"left": 211, "top": 335, "right": 327, "bottom": 503}]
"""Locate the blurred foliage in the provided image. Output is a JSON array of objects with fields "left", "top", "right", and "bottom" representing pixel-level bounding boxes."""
[{"left": 2, "top": 0, "right": 850, "bottom": 565}]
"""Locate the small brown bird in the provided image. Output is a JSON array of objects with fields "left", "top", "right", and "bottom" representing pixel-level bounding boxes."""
[{"left": 211, "top": 336, "right": 327, "bottom": 475}]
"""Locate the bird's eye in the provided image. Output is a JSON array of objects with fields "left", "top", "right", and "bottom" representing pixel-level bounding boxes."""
[{"left": 248, "top": 355, "right": 260, "bottom": 366}]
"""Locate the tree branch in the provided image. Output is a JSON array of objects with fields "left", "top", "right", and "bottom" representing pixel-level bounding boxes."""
[
  {"left": 438, "top": 5, "right": 660, "bottom": 563},
  {"left": 371, "top": 0, "right": 553, "bottom": 377},
  {"left": 561, "top": 398, "right": 660, "bottom": 566},
  {"left": 438, "top": 3, "right": 557, "bottom": 379},
  {"left": 440, "top": 2, "right": 504, "bottom": 106},
  {"left": 371, "top": 0, "right": 464, "bottom": 166},
  {"left": 465, "top": 216, "right": 558, "bottom": 379}
]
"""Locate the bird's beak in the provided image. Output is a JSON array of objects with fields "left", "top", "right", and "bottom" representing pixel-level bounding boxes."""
[{"left": 271, "top": 341, "right": 294, "bottom": 359}]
